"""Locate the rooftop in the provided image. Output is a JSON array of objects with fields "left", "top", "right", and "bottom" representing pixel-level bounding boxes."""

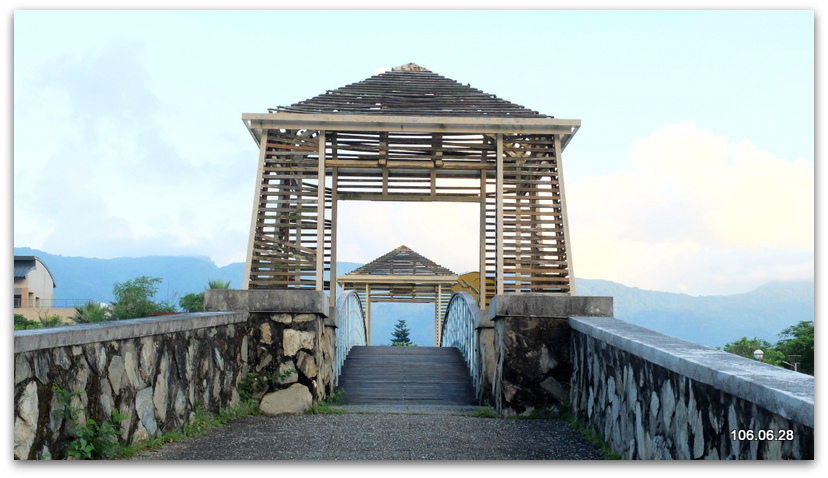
[
  {"left": 344, "top": 245, "right": 456, "bottom": 277},
  {"left": 271, "top": 63, "right": 551, "bottom": 118}
]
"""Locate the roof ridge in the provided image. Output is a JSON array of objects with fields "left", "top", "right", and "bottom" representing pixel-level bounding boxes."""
[
  {"left": 270, "top": 65, "right": 550, "bottom": 118},
  {"left": 346, "top": 246, "right": 456, "bottom": 276}
]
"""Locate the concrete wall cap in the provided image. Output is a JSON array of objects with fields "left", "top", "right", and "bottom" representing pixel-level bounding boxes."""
[
  {"left": 205, "top": 289, "right": 329, "bottom": 316},
  {"left": 489, "top": 294, "right": 613, "bottom": 320},
  {"left": 14, "top": 311, "right": 244, "bottom": 354},
  {"left": 569, "top": 316, "right": 814, "bottom": 428}
]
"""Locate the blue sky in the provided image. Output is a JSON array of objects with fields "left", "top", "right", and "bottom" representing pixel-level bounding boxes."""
[{"left": 8, "top": 7, "right": 817, "bottom": 297}]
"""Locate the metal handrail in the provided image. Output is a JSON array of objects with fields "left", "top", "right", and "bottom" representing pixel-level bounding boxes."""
[
  {"left": 333, "top": 290, "right": 367, "bottom": 385},
  {"left": 440, "top": 291, "right": 480, "bottom": 395},
  {"left": 13, "top": 299, "right": 93, "bottom": 309}
]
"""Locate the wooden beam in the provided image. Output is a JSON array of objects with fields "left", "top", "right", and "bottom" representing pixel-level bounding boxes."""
[
  {"left": 337, "top": 274, "right": 459, "bottom": 283},
  {"left": 243, "top": 130, "right": 269, "bottom": 290},
  {"left": 242, "top": 113, "right": 581, "bottom": 138},
  {"left": 337, "top": 192, "right": 482, "bottom": 203}
]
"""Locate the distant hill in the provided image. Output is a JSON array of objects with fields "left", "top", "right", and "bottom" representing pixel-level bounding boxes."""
[
  {"left": 14, "top": 247, "right": 246, "bottom": 304},
  {"left": 576, "top": 278, "right": 814, "bottom": 348},
  {"left": 14, "top": 247, "right": 813, "bottom": 348}
]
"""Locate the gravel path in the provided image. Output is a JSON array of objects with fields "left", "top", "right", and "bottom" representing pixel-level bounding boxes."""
[{"left": 130, "top": 407, "right": 603, "bottom": 461}]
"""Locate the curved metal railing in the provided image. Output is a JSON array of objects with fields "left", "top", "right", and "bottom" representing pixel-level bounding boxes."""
[
  {"left": 440, "top": 291, "right": 480, "bottom": 394},
  {"left": 333, "top": 290, "right": 367, "bottom": 384}
]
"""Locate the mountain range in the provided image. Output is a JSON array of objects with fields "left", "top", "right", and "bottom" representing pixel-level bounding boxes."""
[{"left": 13, "top": 247, "right": 814, "bottom": 349}]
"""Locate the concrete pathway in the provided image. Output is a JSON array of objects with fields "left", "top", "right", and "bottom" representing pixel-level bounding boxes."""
[{"left": 130, "top": 406, "right": 603, "bottom": 460}]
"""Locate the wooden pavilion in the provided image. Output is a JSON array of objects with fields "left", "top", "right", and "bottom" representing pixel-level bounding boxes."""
[
  {"left": 336, "top": 245, "right": 458, "bottom": 345},
  {"left": 242, "top": 63, "right": 580, "bottom": 311}
]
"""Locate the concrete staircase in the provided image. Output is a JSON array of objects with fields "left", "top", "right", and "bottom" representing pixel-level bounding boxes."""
[{"left": 337, "top": 346, "right": 475, "bottom": 406}]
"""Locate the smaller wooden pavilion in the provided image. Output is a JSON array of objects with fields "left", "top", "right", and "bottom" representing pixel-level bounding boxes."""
[{"left": 336, "top": 245, "right": 458, "bottom": 345}]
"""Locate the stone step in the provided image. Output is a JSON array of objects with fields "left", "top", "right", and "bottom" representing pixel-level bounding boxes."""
[{"left": 337, "top": 346, "right": 475, "bottom": 406}]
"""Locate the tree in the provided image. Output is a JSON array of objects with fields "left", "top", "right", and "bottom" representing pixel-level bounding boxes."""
[
  {"left": 71, "top": 301, "right": 109, "bottom": 324},
  {"left": 14, "top": 313, "right": 41, "bottom": 330},
  {"left": 179, "top": 279, "right": 231, "bottom": 312},
  {"left": 391, "top": 319, "right": 413, "bottom": 346},
  {"left": 109, "top": 276, "right": 175, "bottom": 320},
  {"left": 15, "top": 313, "right": 64, "bottom": 330},
  {"left": 775, "top": 321, "right": 814, "bottom": 375},
  {"left": 179, "top": 292, "right": 205, "bottom": 312},
  {"left": 723, "top": 337, "right": 784, "bottom": 366},
  {"left": 722, "top": 321, "right": 814, "bottom": 376},
  {"left": 207, "top": 279, "right": 231, "bottom": 290}
]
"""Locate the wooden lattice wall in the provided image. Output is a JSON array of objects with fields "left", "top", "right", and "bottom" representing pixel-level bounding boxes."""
[
  {"left": 245, "top": 128, "right": 574, "bottom": 301},
  {"left": 246, "top": 129, "right": 331, "bottom": 289}
]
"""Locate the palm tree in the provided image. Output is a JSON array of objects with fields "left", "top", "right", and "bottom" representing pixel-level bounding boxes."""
[
  {"left": 71, "top": 300, "right": 109, "bottom": 323},
  {"left": 207, "top": 279, "right": 231, "bottom": 289}
]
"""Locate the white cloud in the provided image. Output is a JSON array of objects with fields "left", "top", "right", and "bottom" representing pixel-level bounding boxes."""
[
  {"left": 567, "top": 121, "right": 814, "bottom": 295},
  {"left": 337, "top": 201, "right": 479, "bottom": 274}
]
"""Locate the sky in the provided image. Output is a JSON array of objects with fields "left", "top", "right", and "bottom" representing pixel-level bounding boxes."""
[{"left": 7, "top": 7, "right": 818, "bottom": 297}]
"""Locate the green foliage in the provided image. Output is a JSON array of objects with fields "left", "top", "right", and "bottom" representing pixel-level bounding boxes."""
[
  {"left": 471, "top": 407, "right": 499, "bottom": 418},
  {"left": 39, "top": 314, "right": 64, "bottom": 328},
  {"left": 390, "top": 319, "right": 413, "bottom": 346},
  {"left": 70, "top": 301, "right": 109, "bottom": 324},
  {"left": 14, "top": 313, "right": 41, "bottom": 330},
  {"left": 775, "top": 320, "right": 814, "bottom": 375},
  {"left": 722, "top": 337, "right": 784, "bottom": 366},
  {"left": 207, "top": 279, "right": 231, "bottom": 289},
  {"left": 179, "top": 292, "right": 205, "bottom": 312},
  {"left": 723, "top": 320, "right": 814, "bottom": 375},
  {"left": 52, "top": 382, "right": 126, "bottom": 459},
  {"left": 67, "top": 411, "right": 128, "bottom": 460},
  {"left": 15, "top": 313, "right": 64, "bottom": 330},
  {"left": 109, "top": 276, "right": 176, "bottom": 320},
  {"left": 178, "top": 279, "right": 230, "bottom": 312},
  {"left": 120, "top": 400, "right": 260, "bottom": 458},
  {"left": 305, "top": 389, "right": 347, "bottom": 415},
  {"left": 238, "top": 370, "right": 297, "bottom": 401}
]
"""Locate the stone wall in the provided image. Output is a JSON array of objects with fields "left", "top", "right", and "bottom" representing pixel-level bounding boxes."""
[
  {"left": 14, "top": 289, "right": 337, "bottom": 460},
  {"left": 14, "top": 311, "right": 248, "bottom": 460},
  {"left": 569, "top": 317, "right": 814, "bottom": 460},
  {"left": 475, "top": 325, "right": 496, "bottom": 405},
  {"left": 488, "top": 294, "right": 613, "bottom": 416},
  {"left": 204, "top": 289, "right": 335, "bottom": 414}
]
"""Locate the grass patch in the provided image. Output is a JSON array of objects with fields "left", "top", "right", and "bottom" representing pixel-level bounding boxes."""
[
  {"left": 476, "top": 403, "right": 620, "bottom": 460},
  {"left": 469, "top": 407, "right": 499, "bottom": 418},
  {"left": 555, "top": 404, "right": 621, "bottom": 460},
  {"left": 305, "top": 388, "right": 347, "bottom": 415},
  {"left": 118, "top": 399, "right": 260, "bottom": 459}
]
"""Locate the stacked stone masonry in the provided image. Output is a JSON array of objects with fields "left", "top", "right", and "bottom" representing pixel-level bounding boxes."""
[
  {"left": 569, "top": 317, "right": 814, "bottom": 460},
  {"left": 14, "top": 312, "right": 248, "bottom": 460},
  {"left": 14, "top": 290, "right": 337, "bottom": 460}
]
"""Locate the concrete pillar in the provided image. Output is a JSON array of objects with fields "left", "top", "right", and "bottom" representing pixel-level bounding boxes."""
[{"left": 489, "top": 294, "right": 612, "bottom": 416}]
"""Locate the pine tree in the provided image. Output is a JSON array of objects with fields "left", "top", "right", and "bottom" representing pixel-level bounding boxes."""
[{"left": 391, "top": 319, "right": 413, "bottom": 346}]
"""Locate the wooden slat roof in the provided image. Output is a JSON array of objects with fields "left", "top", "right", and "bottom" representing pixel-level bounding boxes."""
[
  {"left": 270, "top": 63, "right": 551, "bottom": 118},
  {"left": 344, "top": 245, "right": 456, "bottom": 277}
]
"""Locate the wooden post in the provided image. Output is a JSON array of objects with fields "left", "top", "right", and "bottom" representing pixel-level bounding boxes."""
[
  {"left": 243, "top": 130, "right": 269, "bottom": 289},
  {"left": 479, "top": 170, "right": 487, "bottom": 309},
  {"left": 495, "top": 133, "right": 504, "bottom": 296},
  {"left": 554, "top": 134, "right": 576, "bottom": 295}
]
